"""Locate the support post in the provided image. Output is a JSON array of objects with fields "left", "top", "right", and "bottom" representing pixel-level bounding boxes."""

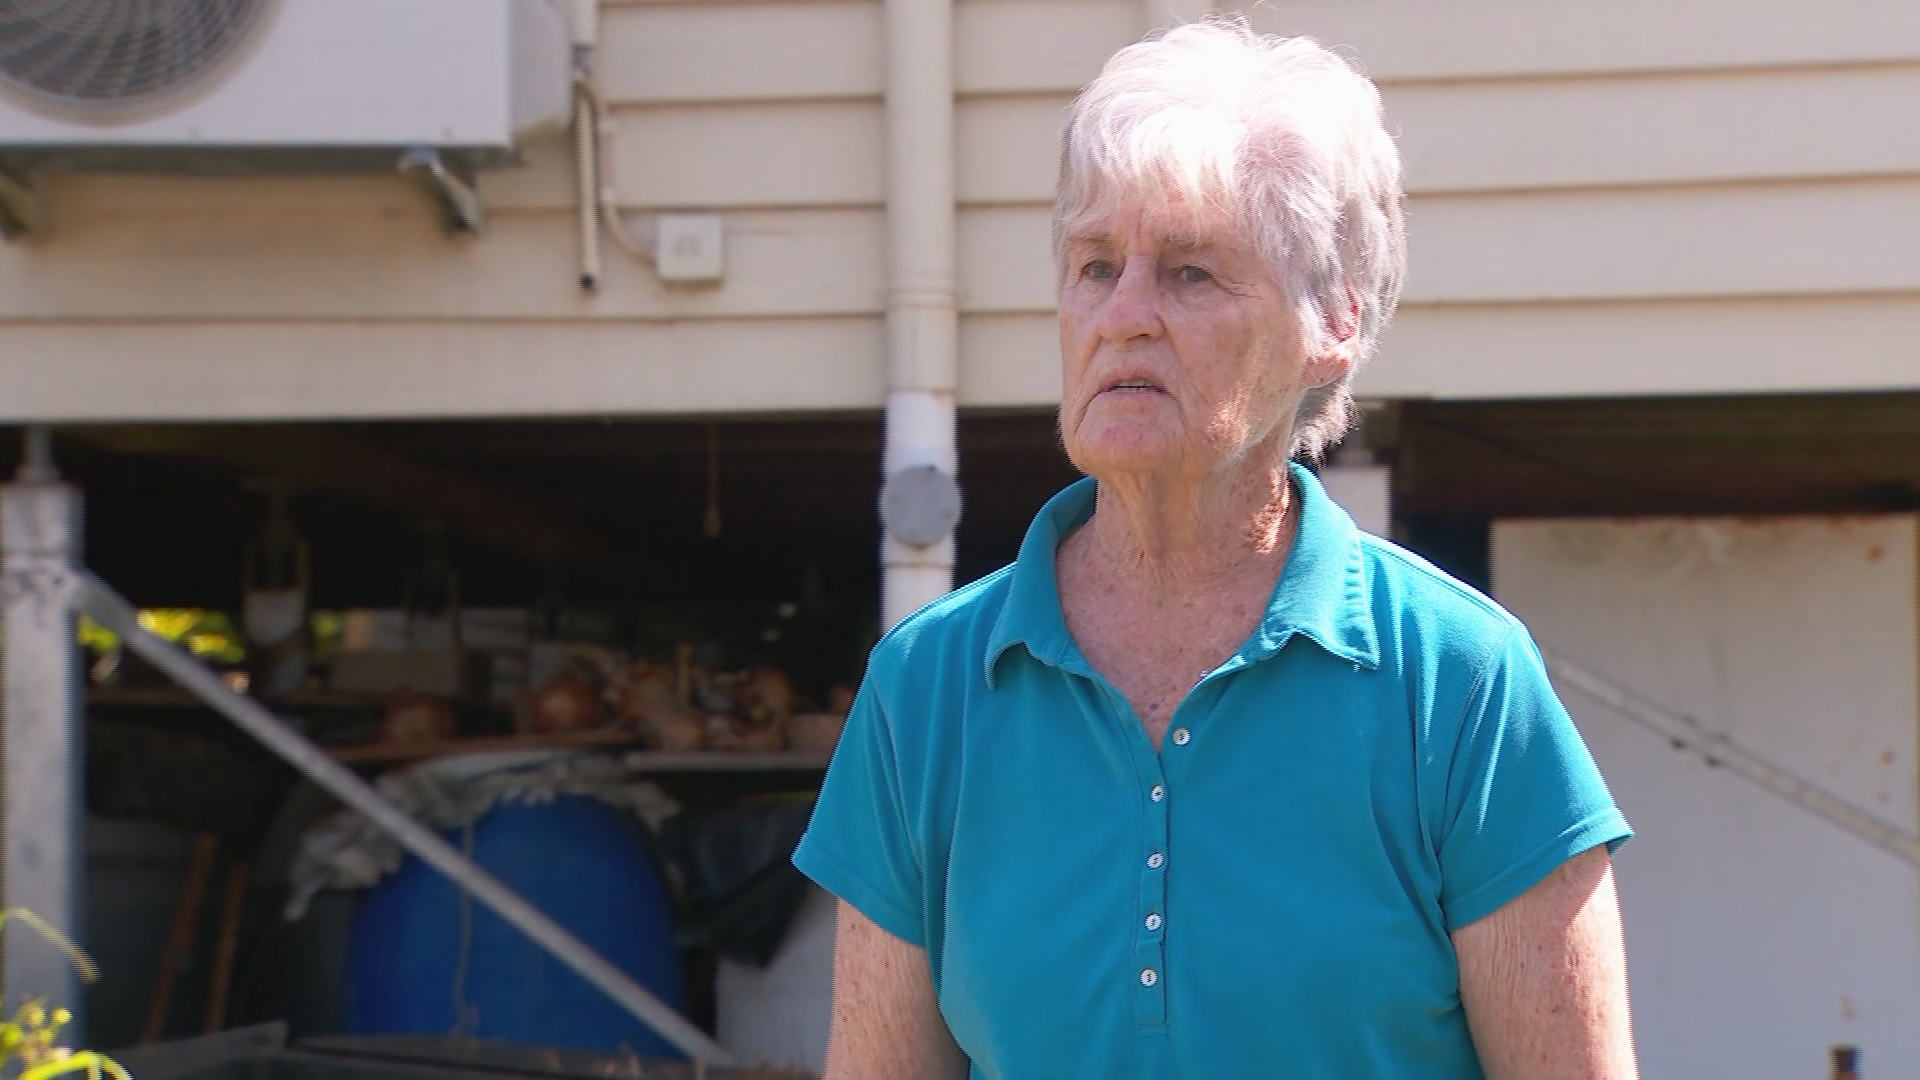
[{"left": 2, "top": 428, "right": 85, "bottom": 1033}]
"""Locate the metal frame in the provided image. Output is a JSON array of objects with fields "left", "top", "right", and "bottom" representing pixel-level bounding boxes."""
[{"left": 1, "top": 429, "right": 85, "bottom": 1029}]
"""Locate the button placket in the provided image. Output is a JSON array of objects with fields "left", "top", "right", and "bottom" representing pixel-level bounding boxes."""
[{"left": 1136, "top": 756, "right": 1170, "bottom": 1031}]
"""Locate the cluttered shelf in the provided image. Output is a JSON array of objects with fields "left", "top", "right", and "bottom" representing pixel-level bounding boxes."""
[{"left": 89, "top": 689, "right": 837, "bottom": 771}]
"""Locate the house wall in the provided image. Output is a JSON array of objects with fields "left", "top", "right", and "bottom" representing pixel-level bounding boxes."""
[
  {"left": 1493, "top": 515, "right": 1920, "bottom": 1079},
  {"left": 0, "top": 0, "right": 1916, "bottom": 421}
]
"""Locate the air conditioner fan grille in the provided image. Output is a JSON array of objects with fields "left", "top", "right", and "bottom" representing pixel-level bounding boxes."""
[{"left": 0, "top": 0, "right": 272, "bottom": 118}]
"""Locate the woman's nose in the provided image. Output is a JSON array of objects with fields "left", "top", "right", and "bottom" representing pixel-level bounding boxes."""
[{"left": 1098, "top": 258, "right": 1162, "bottom": 343}]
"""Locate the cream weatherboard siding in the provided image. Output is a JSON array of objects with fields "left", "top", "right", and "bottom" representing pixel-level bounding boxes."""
[{"left": 0, "top": 0, "right": 1917, "bottom": 420}]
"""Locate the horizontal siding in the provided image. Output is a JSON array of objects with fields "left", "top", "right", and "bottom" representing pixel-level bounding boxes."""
[
  {"left": 599, "top": 0, "right": 1133, "bottom": 103},
  {"left": 1403, "top": 179, "right": 1920, "bottom": 304},
  {"left": 1248, "top": 0, "right": 1920, "bottom": 81},
  {"left": 605, "top": 102, "right": 885, "bottom": 208},
  {"left": 20, "top": 177, "right": 1917, "bottom": 320},
  {"left": 19, "top": 294, "right": 1913, "bottom": 421},
  {"left": 1392, "top": 65, "right": 1920, "bottom": 194},
  {"left": 600, "top": 2, "right": 881, "bottom": 104},
  {"left": 1369, "top": 295, "right": 1920, "bottom": 400},
  {"left": 5, "top": 0, "right": 1920, "bottom": 418},
  {"left": 0, "top": 318, "right": 888, "bottom": 421}
]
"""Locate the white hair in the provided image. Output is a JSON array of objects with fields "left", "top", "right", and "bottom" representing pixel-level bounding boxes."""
[{"left": 1055, "top": 17, "right": 1406, "bottom": 461}]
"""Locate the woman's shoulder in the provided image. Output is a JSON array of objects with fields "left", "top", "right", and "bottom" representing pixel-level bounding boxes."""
[
  {"left": 865, "top": 563, "right": 1021, "bottom": 688},
  {"left": 1354, "top": 532, "right": 1529, "bottom": 659}
]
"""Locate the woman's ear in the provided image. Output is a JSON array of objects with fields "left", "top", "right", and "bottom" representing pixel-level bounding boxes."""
[{"left": 1305, "top": 287, "right": 1361, "bottom": 387}]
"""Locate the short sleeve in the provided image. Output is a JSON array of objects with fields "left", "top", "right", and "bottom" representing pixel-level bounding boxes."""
[
  {"left": 792, "top": 678, "right": 927, "bottom": 946},
  {"left": 1436, "top": 625, "right": 1631, "bottom": 931}
]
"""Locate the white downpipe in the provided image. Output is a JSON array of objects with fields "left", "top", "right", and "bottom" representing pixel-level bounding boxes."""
[
  {"left": 569, "top": 0, "right": 602, "bottom": 290},
  {"left": 881, "top": 0, "right": 959, "bottom": 631}
]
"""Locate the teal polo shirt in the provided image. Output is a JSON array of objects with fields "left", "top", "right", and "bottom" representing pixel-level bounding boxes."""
[{"left": 794, "top": 464, "right": 1630, "bottom": 1079}]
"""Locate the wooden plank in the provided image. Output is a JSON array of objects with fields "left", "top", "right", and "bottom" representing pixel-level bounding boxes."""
[
  {"left": 605, "top": 101, "right": 883, "bottom": 208},
  {"left": 1395, "top": 394, "right": 1920, "bottom": 519},
  {"left": 960, "top": 312, "right": 1062, "bottom": 407},
  {"left": 291, "top": 1036, "right": 814, "bottom": 1079},
  {"left": 1368, "top": 295, "right": 1920, "bottom": 401},
  {"left": 329, "top": 729, "right": 637, "bottom": 764},
  {"left": 0, "top": 317, "right": 887, "bottom": 421},
  {"left": 4, "top": 179, "right": 887, "bottom": 320},
  {"left": 600, "top": 1, "right": 881, "bottom": 104},
  {"left": 957, "top": 96, "right": 1067, "bottom": 206},
  {"left": 1402, "top": 179, "right": 1920, "bottom": 304},
  {"left": 957, "top": 0, "right": 1140, "bottom": 95},
  {"left": 1249, "top": 0, "right": 1920, "bottom": 82},
  {"left": 1388, "top": 66, "right": 1920, "bottom": 195},
  {"left": 69, "top": 426, "right": 645, "bottom": 585}
]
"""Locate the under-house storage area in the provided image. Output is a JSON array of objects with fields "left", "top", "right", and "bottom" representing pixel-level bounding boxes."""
[{"left": 17, "top": 412, "right": 1078, "bottom": 1066}]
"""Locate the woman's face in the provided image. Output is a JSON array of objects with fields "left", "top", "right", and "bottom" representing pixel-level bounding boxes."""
[{"left": 1057, "top": 198, "right": 1347, "bottom": 483}]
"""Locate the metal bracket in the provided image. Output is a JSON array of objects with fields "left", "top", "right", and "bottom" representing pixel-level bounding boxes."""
[
  {"left": 0, "top": 164, "right": 46, "bottom": 239},
  {"left": 398, "top": 147, "right": 485, "bottom": 235}
]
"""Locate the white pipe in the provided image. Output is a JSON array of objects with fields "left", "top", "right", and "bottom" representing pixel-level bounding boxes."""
[
  {"left": 569, "top": 0, "right": 602, "bottom": 290},
  {"left": 881, "top": 0, "right": 959, "bottom": 630},
  {"left": 572, "top": 79, "right": 602, "bottom": 290},
  {"left": 70, "top": 576, "right": 736, "bottom": 1066}
]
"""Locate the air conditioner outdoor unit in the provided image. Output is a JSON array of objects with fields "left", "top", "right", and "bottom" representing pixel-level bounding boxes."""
[{"left": 0, "top": 0, "right": 572, "bottom": 230}]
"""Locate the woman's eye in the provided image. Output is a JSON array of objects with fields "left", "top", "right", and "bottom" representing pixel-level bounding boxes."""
[
  {"left": 1176, "top": 265, "right": 1213, "bottom": 285},
  {"left": 1082, "top": 259, "right": 1118, "bottom": 281}
]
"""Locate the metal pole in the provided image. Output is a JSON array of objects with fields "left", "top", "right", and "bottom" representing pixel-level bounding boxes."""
[
  {"left": 68, "top": 576, "right": 733, "bottom": 1067},
  {"left": 2, "top": 427, "right": 85, "bottom": 1032},
  {"left": 1545, "top": 648, "right": 1920, "bottom": 871}
]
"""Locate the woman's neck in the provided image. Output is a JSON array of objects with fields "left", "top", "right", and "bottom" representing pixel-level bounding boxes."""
[{"left": 1080, "top": 449, "right": 1298, "bottom": 603}]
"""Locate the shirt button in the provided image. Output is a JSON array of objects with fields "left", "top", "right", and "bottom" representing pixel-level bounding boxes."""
[
  {"left": 1170, "top": 727, "right": 1191, "bottom": 746},
  {"left": 1146, "top": 851, "right": 1164, "bottom": 870},
  {"left": 1149, "top": 784, "right": 1165, "bottom": 802},
  {"left": 1145, "top": 912, "right": 1162, "bottom": 932},
  {"left": 1140, "top": 967, "right": 1158, "bottom": 987}
]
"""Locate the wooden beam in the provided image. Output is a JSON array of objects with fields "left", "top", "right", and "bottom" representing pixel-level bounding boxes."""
[{"left": 66, "top": 425, "right": 646, "bottom": 589}]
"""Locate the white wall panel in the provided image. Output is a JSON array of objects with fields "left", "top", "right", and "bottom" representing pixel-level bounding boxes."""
[
  {"left": 1250, "top": 0, "right": 1920, "bottom": 81},
  {"left": 957, "top": 0, "right": 1137, "bottom": 94},
  {"left": 959, "top": 312, "right": 1061, "bottom": 406},
  {"left": 0, "top": 318, "right": 885, "bottom": 421},
  {"left": 1366, "top": 296, "right": 1920, "bottom": 400},
  {"left": 957, "top": 96, "right": 1067, "bottom": 205},
  {"left": 1492, "top": 516, "right": 1920, "bottom": 1080},
  {"left": 1390, "top": 66, "right": 1920, "bottom": 194},
  {"left": 958, "top": 205, "right": 1056, "bottom": 313},
  {"left": 601, "top": 3, "right": 881, "bottom": 104},
  {"left": 0, "top": 190, "right": 888, "bottom": 319},
  {"left": 605, "top": 102, "right": 884, "bottom": 208},
  {"left": 1403, "top": 180, "right": 1920, "bottom": 304}
]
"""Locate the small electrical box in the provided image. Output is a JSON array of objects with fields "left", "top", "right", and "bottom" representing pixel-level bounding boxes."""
[{"left": 653, "top": 213, "right": 725, "bottom": 284}]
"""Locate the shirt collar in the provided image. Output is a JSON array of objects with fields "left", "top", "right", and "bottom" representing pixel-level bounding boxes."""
[{"left": 984, "top": 462, "right": 1380, "bottom": 688}]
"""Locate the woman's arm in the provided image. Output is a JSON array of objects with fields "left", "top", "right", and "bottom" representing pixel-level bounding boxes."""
[
  {"left": 824, "top": 901, "right": 970, "bottom": 1080},
  {"left": 1453, "top": 846, "right": 1639, "bottom": 1080}
]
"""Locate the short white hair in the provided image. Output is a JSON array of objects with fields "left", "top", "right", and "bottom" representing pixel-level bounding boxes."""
[{"left": 1055, "top": 17, "right": 1406, "bottom": 461}]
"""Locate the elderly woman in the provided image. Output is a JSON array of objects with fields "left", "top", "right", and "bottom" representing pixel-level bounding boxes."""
[{"left": 794, "top": 19, "right": 1636, "bottom": 1079}]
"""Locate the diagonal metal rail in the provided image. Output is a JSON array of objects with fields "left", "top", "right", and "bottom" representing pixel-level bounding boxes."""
[
  {"left": 71, "top": 575, "right": 735, "bottom": 1066},
  {"left": 1544, "top": 647, "right": 1920, "bottom": 871}
]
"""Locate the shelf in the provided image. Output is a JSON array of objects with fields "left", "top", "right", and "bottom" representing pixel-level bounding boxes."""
[
  {"left": 622, "top": 750, "right": 834, "bottom": 772},
  {"left": 88, "top": 686, "right": 483, "bottom": 710},
  {"left": 329, "top": 732, "right": 834, "bottom": 771},
  {"left": 329, "top": 729, "right": 635, "bottom": 764}
]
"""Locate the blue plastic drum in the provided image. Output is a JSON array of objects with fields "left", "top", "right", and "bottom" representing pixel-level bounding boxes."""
[{"left": 344, "top": 793, "right": 688, "bottom": 1057}]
